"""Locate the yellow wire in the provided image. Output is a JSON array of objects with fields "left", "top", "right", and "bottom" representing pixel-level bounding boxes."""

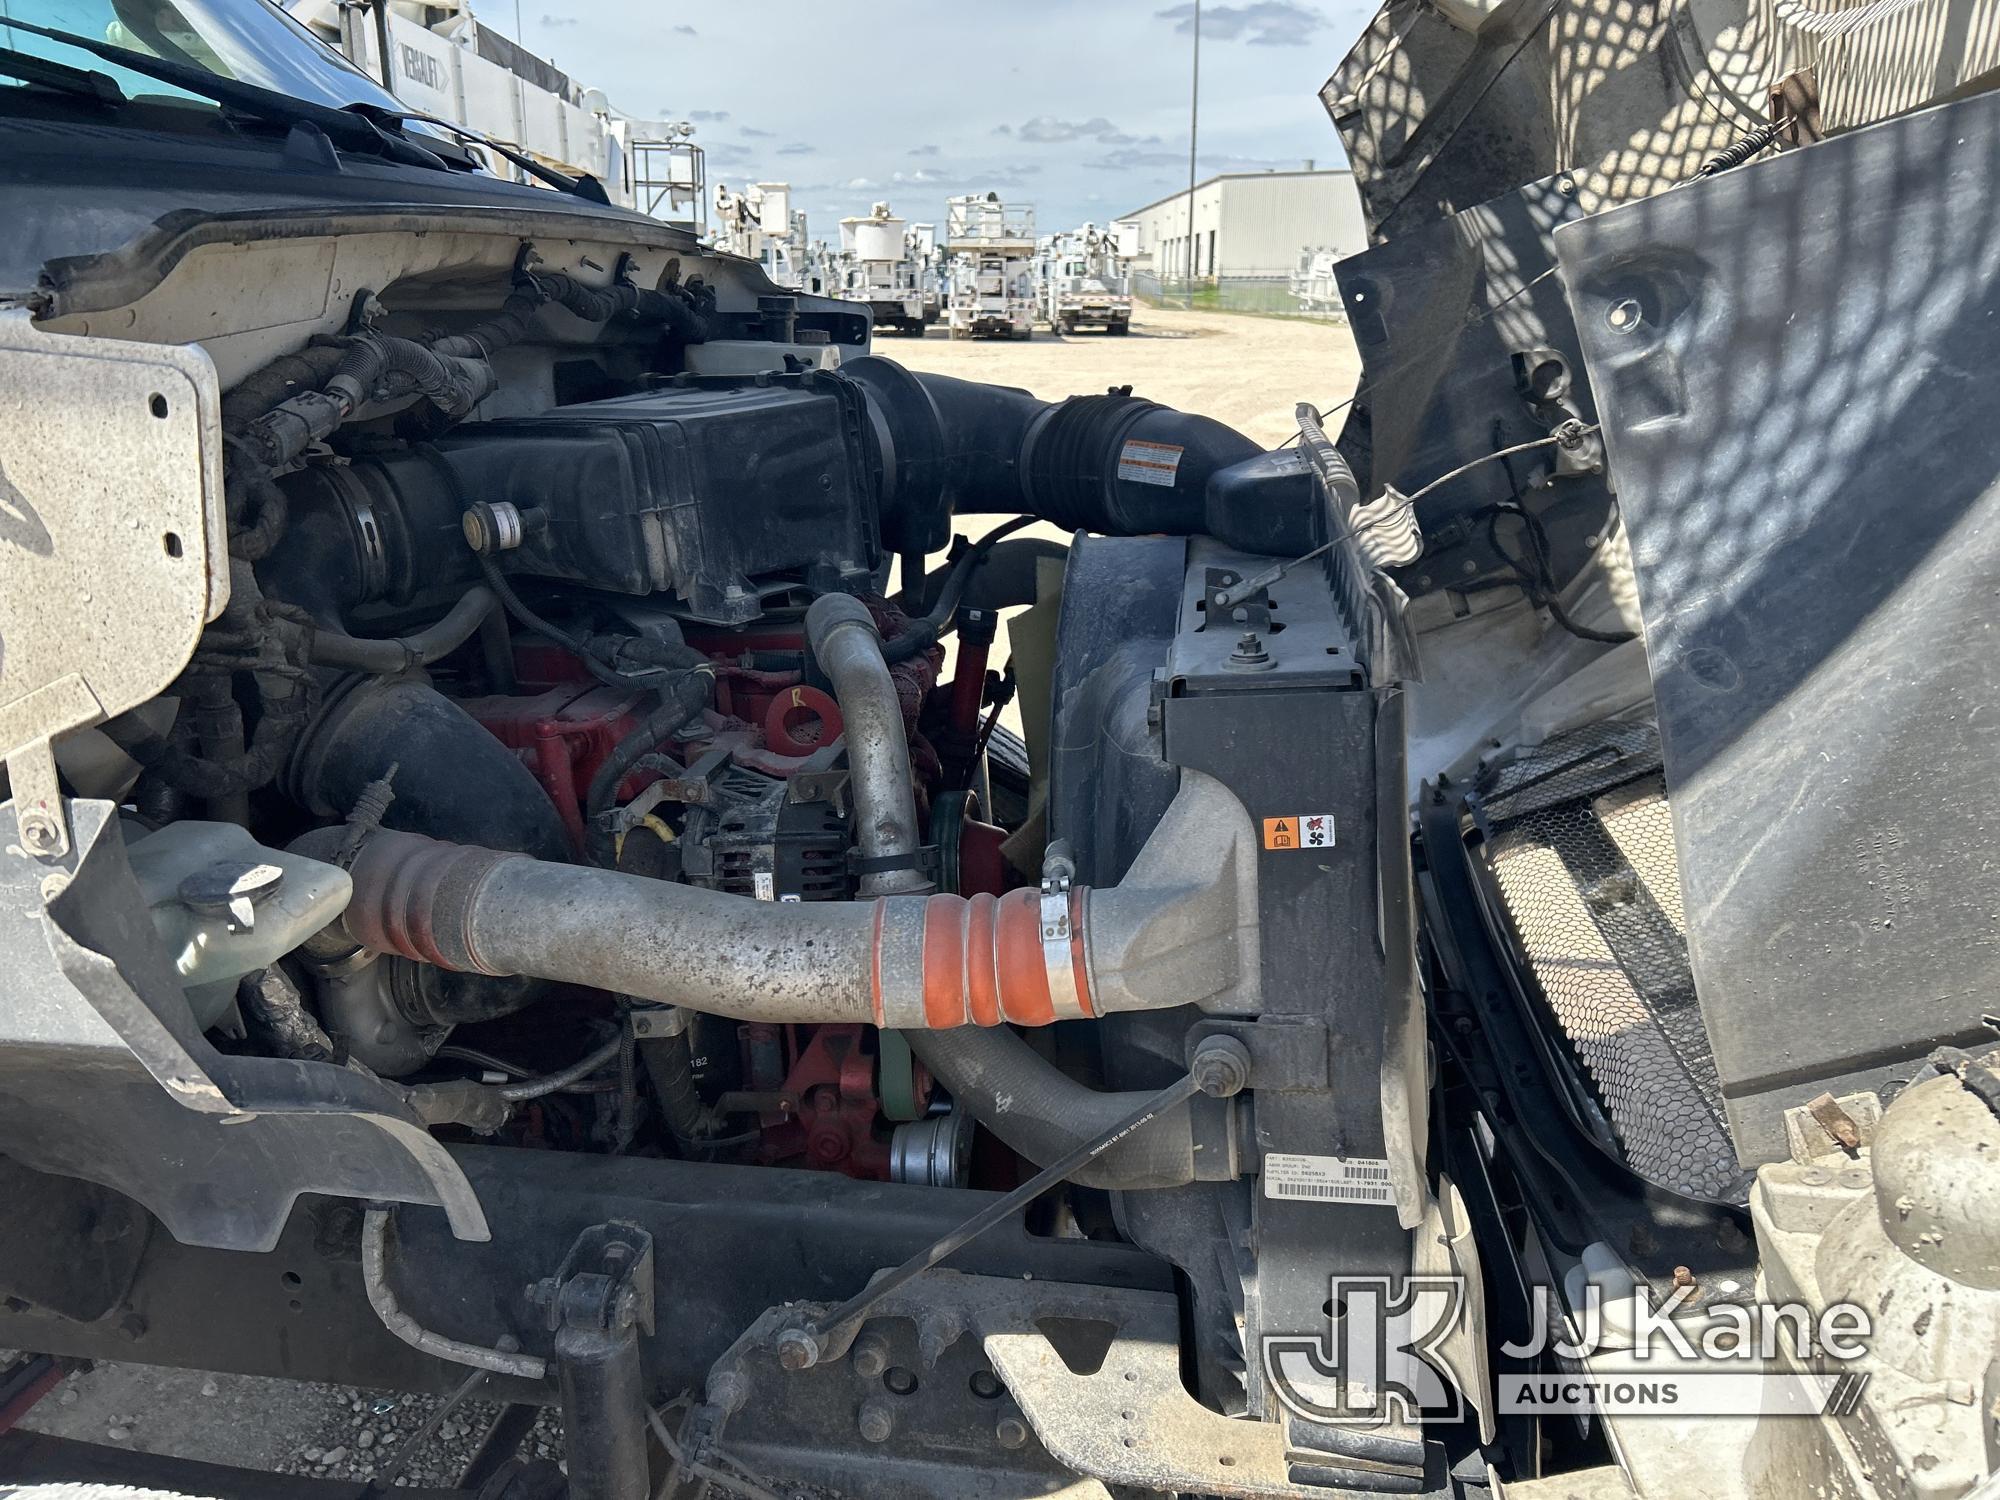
[{"left": 613, "top": 814, "right": 677, "bottom": 865}]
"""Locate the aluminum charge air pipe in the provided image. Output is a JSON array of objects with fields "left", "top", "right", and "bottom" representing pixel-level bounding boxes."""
[
  {"left": 804, "top": 593, "right": 932, "bottom": 897},
  {"left": 332, "top": 772, "right": 1253, "bottom": 1030}
]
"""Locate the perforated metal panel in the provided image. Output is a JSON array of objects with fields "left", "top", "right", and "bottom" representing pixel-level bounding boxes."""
[{"left": 1480, "top": 722, "right": 1748, "bottom": 1203}]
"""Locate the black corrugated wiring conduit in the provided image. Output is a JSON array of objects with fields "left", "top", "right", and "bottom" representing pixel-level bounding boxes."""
[
  {"left": 307, "top": 585, "right": 500, "bottom": 673},
  {"left": 583, "top": 666, "right": 715, "bottom": 868}
]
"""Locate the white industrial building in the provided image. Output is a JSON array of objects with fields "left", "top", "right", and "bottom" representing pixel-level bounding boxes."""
[{"left": 1119, "top": 167, "right": 1365, "bottom": 283}]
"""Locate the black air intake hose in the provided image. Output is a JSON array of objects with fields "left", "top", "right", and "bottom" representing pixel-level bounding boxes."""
[
  {"left": 284, "top": 674, "right": 571, "bottom": 1045},
  {"left": 845, "top": 357, "right": 1316, "bottom": 556},
  {"left": 287, "top": 674, "right": 571, "bottom": 864}
]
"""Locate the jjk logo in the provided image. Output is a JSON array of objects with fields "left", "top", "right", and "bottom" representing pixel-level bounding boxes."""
[{"left": 1262, "top": 1276, "right": 1466, "bottom": 1427}]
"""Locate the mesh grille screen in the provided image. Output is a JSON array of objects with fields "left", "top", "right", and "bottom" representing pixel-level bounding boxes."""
[{"left": 1481, "top": 722, "right": 1749, "bottom": 1203}]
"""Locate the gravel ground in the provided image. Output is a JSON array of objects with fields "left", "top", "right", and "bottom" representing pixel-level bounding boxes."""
[
  {"left": 10, "top": 302, "right": 1360, "bottom": 1482},
  {"left": 18, "top": 1361, "right": 564, "bottom": 1486}
]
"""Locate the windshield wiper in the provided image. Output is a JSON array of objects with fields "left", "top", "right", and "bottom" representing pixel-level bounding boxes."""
[
  {"left": 0, "top": 14, "right": 451, "bottom": 172},
  {"left": 347, "top": 104, "right": 610, "bottom": 203},
  {"left": 0, "top": 44, "right": 126, "bottom": 105}
]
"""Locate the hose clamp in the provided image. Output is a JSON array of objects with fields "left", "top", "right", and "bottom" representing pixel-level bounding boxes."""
[{"left": 1040, "top": 868, "right": 1085, "bottom": 1021}]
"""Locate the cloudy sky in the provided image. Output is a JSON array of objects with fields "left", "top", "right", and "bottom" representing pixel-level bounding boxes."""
[{"left": 523, "top": 1, "right": 1378, "bottom": 236}]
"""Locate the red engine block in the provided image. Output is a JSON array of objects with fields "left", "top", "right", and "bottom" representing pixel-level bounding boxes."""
[
  {"left": 460, "top": 605, "right": 989, "bottom": 1176},
  {"left": 742, "top": 1024, "right": 921, "bottom": 1179}
]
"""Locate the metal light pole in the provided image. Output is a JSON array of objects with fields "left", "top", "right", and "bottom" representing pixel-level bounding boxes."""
[{"left": 1184, "top": 0, "right": 1200, "bottom": 309}]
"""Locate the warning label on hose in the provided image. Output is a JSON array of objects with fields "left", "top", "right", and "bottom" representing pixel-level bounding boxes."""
[
  {"left": 1118, "top": 438, "right": 1185, "bottom": 486},
  {"left": 1264, "top": 1153, "right": 1396, "bottom": 1204}
]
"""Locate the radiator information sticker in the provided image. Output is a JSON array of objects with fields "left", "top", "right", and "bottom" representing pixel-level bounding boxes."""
[
  {"left": 1264, "top": 1153, "right": 1395, "bottom": 1204},
  {"left": 1262, "top": 813, "right": 1335, "bottom": 850},
  {"left": 1117, "top": 438, "right": 1185, "bottom": 486}
]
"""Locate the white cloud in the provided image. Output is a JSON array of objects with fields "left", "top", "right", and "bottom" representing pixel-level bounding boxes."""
[{"left": 1155, "top": 1, "right": 1326, "bottom": 46}]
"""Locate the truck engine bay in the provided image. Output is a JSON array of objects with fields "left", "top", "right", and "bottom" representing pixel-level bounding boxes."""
[{"left": 3, "top": 1, "right": 2000, "bottom": 1497}]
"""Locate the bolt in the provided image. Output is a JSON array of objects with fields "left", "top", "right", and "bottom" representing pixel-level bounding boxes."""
[
  {"left": 18, "top": 812, "right": 59, "bottom": 855},
  {"left": 1228, "top": 631, "right": 1269, "bottom": 666},
  {"left": 850, "top": 1331, "right": 892, "bottom": 1380},
  {"left": 1606, "top": 297, "right": 1643, "bottom": 334},
  {"left": 612, "top": 1285, "right": 639, "bottom": 1330},
  {"left": 1671, "top": 1265, "right": 1695, "bottom": 1289},
  {"left": 995, "top": 1415, "right": 1029, "bottom": 1450},
  {"left": 708, "top": 1371, "right": 751, "bottom": 1414},
  {"left": 116, "top": 1312, "right": 148, "bottom": 1342},
  {"left": 775, "top": 1326, "right": 820, "bottom": 1371},
  {"left": 1190, "top": 1034, "right": 1253, "bottom": 1098},
  {"left": 1554, "top": 417, "right": 1591, "bottom": 451},
  {"left": 968, "top": 1369, "right": 1003, "bottom": 1400},
  {"left": 857, "top": 1398, "right": 895, "bottom": 1444}
]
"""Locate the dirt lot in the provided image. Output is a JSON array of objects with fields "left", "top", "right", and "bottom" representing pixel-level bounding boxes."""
[
  {"left": 891, "top": 300, "right": 1360, "bottom": 449},
  {"left": 13, "top": 303, "right": 1358, "bottom": 1483}
]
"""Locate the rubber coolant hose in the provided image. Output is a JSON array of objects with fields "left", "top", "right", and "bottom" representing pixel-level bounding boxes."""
[{"left": 904, "top": 1027, "right": 1198, "bottom": 1190}]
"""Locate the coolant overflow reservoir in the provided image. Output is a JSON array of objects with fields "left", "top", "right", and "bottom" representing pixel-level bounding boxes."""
[{"left": 126, "top": 821, "right": 353, "bottom": 1030}]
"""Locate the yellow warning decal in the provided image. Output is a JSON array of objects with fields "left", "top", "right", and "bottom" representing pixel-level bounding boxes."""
[{"left": 1263, "top": 818, "right": 1296, "bottom": 850}]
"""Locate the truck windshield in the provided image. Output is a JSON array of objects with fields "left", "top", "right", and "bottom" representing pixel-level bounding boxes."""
[{"left": 0, "top": 0, "right": 401, "bottom": 112}]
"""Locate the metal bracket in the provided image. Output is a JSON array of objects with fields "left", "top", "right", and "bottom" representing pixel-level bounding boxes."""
[
  {"left": 3, "top": 677, "right": 105, "bottom": 859},
  {"left": 1203, "top": 565, "right": 1272, "bottom": 632},
  {"left": 532, "top": 1221, "right": 656, "bottom": 1338},
  {"left": 0, "top": 310, "right": 229, "bottom": 860},
  {"left": 714, "top": 1271, "right": 1362, "bottom": 1498},
  {"left": 1189, "top": 1018, "right": 1331, "bottom": 1092},
  {"left": 786, "top": 746, "right": 853, "bottom": 813}
]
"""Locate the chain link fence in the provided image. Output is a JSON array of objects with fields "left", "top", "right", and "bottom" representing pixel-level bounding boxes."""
[{"left": 1132, "top": 272, "right": 1347, "bottom": 322}]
